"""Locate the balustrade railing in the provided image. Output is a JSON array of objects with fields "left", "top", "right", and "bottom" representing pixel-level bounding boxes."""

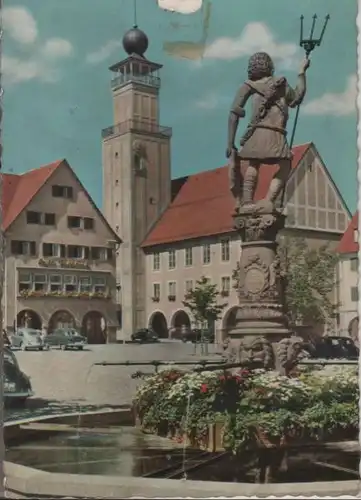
[{"left": 102, "top": 119, "right": 172, "bottom": 139}]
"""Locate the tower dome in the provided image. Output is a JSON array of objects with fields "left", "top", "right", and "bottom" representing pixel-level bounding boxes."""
[{"left": 122, "top": 26, "right": 149, "bottom": 57}]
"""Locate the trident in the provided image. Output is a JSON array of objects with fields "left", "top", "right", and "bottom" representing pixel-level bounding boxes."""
[{"left": 280, "top": 14, "right": 330, "bottom": 208}]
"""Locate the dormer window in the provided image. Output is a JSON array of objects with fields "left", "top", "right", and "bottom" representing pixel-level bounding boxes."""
[{"left": 52, "top": 185, "right": 73, "bottom": 199}]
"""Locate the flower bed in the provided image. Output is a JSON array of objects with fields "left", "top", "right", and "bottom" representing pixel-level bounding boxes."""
[{"left": 133, "top": 366, "right": 359, "bottom": 454}]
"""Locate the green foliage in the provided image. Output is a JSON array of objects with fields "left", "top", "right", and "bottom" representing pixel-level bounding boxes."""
[
  {"left": 182, "top": 275, "right": 227, "bottom": 326},
  {"left": 133, "top": 366, "right": 359, "bottom": 454},
  {"left": 277, "top": 236, "right": 339, "bottom": 327}
]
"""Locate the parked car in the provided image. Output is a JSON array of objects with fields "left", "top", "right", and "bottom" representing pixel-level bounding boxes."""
[
  {"left": 181, "top": 328, "right": 215, "bottom": 344},
  {"left": 44, "top": 328, "right": 88, "bottom": 350},
  {"left": 131, "top": 328, "right": 159, "bottom": 343},
  {"left": 10, "top": 328, "right": 47, "bottom": 351},
  {"left": 4, "top": 347, "right": 34, "bottom": 407},
  {"left": 305, "top": 335, "right": 359, "bottom": 360}
]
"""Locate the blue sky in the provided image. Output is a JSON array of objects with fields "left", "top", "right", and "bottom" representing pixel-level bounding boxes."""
[{"left": 3, "top": 0, "right": 358, "bottom": 211}]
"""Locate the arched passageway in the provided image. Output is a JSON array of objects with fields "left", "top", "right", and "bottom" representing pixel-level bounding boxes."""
[
  {"left": 82, "top": 311, "right": 107, "bottom": 344},
  {"left": 171, "top": 310, "right": 191, "bottom": 330},
  {"left": 348, "top": 316, "right": 359, "bottom": 346},
  {"left": 222, "top": 306, "right": 238, "bottom": 337},
  {"left": 48, "top": 310, "right": 76, "bottom": 333},
  {"left": 149, "top": 311, "right": 168, "bottom": 339},
  {"left": 17, "top": 310, "right": 42, "bottom": 330}
]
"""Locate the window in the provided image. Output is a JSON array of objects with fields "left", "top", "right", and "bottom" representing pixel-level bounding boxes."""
[
  {"left": 153, "top": 252, "right": 160, "bottom": 271},
  {"left": 84, "top": 217, "right": 95, "bottom": 230},
  {"left": 106, "top": 248, "right": 113, "bottom": 261},
  {"left": 44, "top": 213, "right": 56, "bottom": 226},
  {"left": 52, "top": 185, "right": 73, "bottom": 199},
  {"left": 93, "top": 276, "right": 106, "bottom": 293},
  {"left": 18, "top": 272, "right": 32, "bottom": 292},
  {"left": 68, "top": 216, "right": 81, "bottom": 229},
  {"left": 153, "top": 283, "right": 161, "bottom": 299},
  {"left": 79, "top": 277, "right": 91, "bottom": 292},
  {"left": 50, "top": 274, "right": 62, "bottom": 292},
  {"left": 353, "top": 229, "right": 358, "bottom": 244},
  {"left": 221, "top": 276, "right": 231, "bottom": 295},
  {"left": 42, "top": 243, "right": 63, "bottom": 258},
  {"left": 185, "top": 280, "right": 193, "bottom": 293},
  {"left": 185, "top": 247, "right": 193, "bottom": 267},
  {"left": 351, "top": 286, "right": 359, "bottom": 302},
  {"left": 67, "top": 245, "right": 83, "bottom": 259},
  {"left": 350, "top": 258, "right": 358, "bottom": 272},
  {"left": 221, "top": 238, "right": 230, "bottom": 262},
  {"left": 168, "top": 281, "right": 176, "bottom": 297},
  {"left": 202, "top": 243, "right": 211, "bottom": 264},
  {"left": 90, "top": 247, "right": 107, "bottom": 260},
  {"left": 168, "top": 250, "right": 176, "bottom": 270},
  {"left": 33, "top": 274, "right": 47, "bottom": 291},
  {"left": 26, "top": 211, "right": 41, "bottom": 224},
  {"left": 64, "top": 275, "right": 77, "bottom": 292},
  {"left": 11, "top": 240, "right": 36, "bottom": 256}
]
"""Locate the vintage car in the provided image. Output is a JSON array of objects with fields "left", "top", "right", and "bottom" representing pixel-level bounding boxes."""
[
  {"left": 44, "top": 328, "right": 88, "bottom": 350},
  {"left": 305, "top": 335, "right": 359, "bottom": 360},
  {"left": 10, "top": 328, "right": 48, "bottom": 351},
  {"left": 131, "top": 328, "right": 159, "bottom": 343},
  {"left": 4, "top": 347, "right": 34, "bottom": 406}
]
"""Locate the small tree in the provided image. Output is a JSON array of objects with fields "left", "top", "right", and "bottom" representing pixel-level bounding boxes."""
[
  {"left": 182, "top": 276, "right": 227, "bottom": 347},
  {"left": 278, "top": 236, "right": 339, "bottom": 330}
]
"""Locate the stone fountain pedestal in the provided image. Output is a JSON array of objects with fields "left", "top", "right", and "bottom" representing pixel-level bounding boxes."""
[{"left": 226, "top": 208, "right": 302, "bottom": 374}]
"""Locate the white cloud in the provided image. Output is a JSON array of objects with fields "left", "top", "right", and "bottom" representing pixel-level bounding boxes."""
[
  {"left": 40, "top": 38, "right": 73, "bottom": 59},
  {"left": 196, "top": 93, "right": 218, "bottom": 110},
  {"left": 302, "top": 75, "right": 357, "bottom": 117},
  {"left": 157, "top": 0, "right": 203, "bottom": 14},
  {"left": 86, "top": 40, "right": 122, "bottom": 65},
  {"left": 2, "top": 6, "right": 73, "bottom": 85},
  {"left": 204, "top": 22, "right": 300, "bottom": 69},
  {"left": 3, "top": 6, "right": 37, "bottom": 44}
]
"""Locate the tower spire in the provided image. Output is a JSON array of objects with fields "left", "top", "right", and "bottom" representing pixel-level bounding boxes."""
[{"left": 133, "top": 0, "right": 138, "bottom": 28}]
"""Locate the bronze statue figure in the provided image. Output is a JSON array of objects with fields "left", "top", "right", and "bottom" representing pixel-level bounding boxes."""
[{"left": 226, "top": 52, "right": 310, "bottom": 212}]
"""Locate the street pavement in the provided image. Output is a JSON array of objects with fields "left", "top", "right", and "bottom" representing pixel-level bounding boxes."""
[{"left": 7, "top": 341, "right": 223, "bottom": 420}]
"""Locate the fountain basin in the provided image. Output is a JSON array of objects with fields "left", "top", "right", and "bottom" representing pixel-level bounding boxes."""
[{"left": 4, "top": 408, "right": 360, "bottom": 498}]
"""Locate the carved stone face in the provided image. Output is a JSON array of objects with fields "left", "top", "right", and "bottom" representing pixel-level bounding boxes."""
[{"left": 240, "top": 337, "right": 265, "bottom": 364}]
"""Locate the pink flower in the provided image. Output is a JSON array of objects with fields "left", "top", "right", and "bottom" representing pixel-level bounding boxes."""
[{"left": 200, "top": 383, "right": 208, "bottom": 393}]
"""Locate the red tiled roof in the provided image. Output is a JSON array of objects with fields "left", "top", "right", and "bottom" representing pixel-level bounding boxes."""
[
  {"left": 337, "top": 212, "right": 358, "bottom": 254},
  {"left": 142, "top": 143, "right": 311, "bottom": 247},
  {"left": 2, "top": 160, "right": 63, "bottom": 230}
]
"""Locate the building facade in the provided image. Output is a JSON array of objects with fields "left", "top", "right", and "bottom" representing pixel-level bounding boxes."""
[
  {"left": 2, "top": 160, "right": 120, "bottom": 343},
  {"left": 337, "top": 212, "right": 359, "bottom": 340},
  {"left": 142, "top": 143, "right": 350, "bottom": 342}
]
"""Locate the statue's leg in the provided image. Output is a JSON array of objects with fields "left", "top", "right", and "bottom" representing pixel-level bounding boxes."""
[
  {"left": 242, "top": 160, "right": 260, "bottom": 204},
  {"left": 265, "top": 159, "right": 291, "bottom": 204}
]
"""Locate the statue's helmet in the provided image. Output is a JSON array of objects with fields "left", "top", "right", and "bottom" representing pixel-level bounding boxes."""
[{"left": 247, "top": 52, "right": 274, "bottom": 80}]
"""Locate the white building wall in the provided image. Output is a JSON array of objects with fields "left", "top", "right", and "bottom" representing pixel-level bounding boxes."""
[{"left": 338, "top": 254, "right": 358, "bottom": 334}]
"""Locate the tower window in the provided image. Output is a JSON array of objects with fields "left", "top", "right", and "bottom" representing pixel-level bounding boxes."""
[
  {"left": 115, "top": 152, "right": 118, "bottom": 157},
  {"left": 116, "top": 202, "right": 119, "bottom": 208},
  {"left": 115, "top": 180, "right": 119, "bottom": 185}
]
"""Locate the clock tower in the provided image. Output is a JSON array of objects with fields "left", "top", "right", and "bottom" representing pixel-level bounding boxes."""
[{"left": 102, "top": 25, "right": 172, "bottom": 339}]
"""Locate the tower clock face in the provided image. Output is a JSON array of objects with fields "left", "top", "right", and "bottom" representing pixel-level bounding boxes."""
[{"left": 157, "top": 0, "right": 203, "bottom": 14}]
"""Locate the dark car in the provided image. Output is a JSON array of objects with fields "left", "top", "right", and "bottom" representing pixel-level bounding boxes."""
[
  {"left": 181, "top": 328, "right": 215, "bottom": 344},
  {"left": 305, "top": 335, "right": 359, "bottom": 360},
  {"left": 4, "top": 347, "right": 33, "bottom": 407},
  {"left": 131, "top": 328, "right": 159, "bottom": 343},
  {"left": 44, "top": 328, "right": 87, "bottom": 350}
]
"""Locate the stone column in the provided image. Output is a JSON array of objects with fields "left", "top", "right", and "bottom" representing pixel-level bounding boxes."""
[{"left": 226, "top": 209, "right": 303, "bottom": 373}]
